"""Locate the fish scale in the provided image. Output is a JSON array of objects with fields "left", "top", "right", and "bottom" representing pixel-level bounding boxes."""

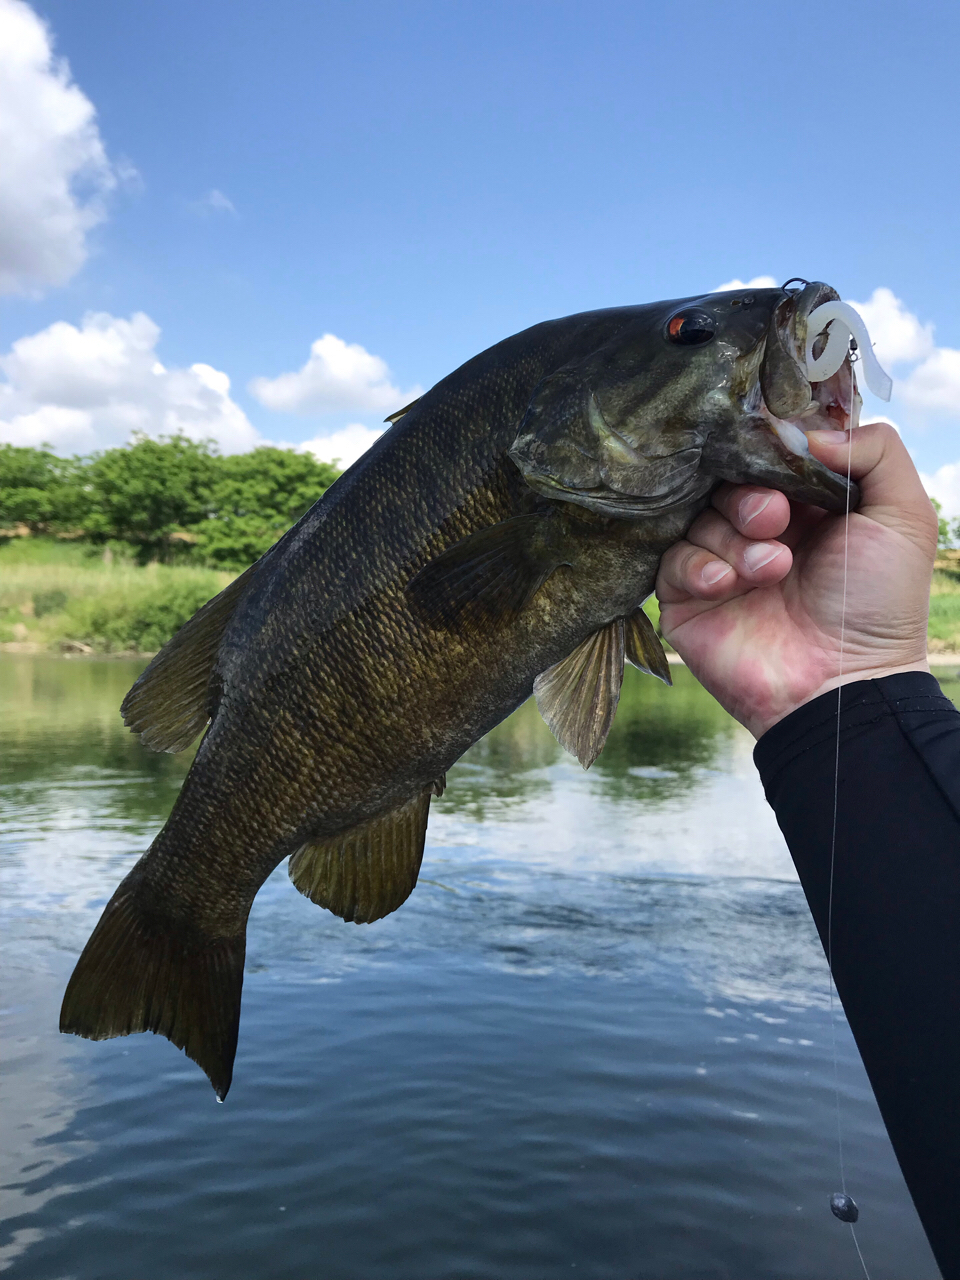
[{"left": 61, "top": 286, "right": 861, "bottom": 1099}]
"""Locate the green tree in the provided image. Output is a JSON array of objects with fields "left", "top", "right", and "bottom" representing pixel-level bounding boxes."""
[
  {"left": 931, "top": 497, "right": 959, "bottom": 552},
  {"left": 191, "top": 447, "right": 340, "bottom": 569},
  {"left": 80, "top": 434, "right": 220, "bottom": 559},
  {"left": 0, "top": 444, "right": 88, "bottom": 532}
]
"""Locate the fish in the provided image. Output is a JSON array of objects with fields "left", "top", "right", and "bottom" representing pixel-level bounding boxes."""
[{"left": 61, "top": 279, "right": 862, "bottom": 1099}]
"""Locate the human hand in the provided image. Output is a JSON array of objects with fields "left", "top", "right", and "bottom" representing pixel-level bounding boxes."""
[{"left": 655, "top": 422, "right": 938, "bottom": 739}]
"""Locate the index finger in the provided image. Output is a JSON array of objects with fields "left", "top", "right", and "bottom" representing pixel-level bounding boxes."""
[
  {"left": 710, "top": 484, "right": 793, "bottom": 541},
  {"left": 806, "top": 422, "right": 939, "bottom": 553}
]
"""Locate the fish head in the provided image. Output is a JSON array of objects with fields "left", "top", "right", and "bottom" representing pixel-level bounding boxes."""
[{"left": 508, "top": 282, "right": 861, "bottom": 518}]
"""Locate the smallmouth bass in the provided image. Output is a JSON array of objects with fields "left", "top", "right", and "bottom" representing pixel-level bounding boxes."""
[{"left": 62, "top": 281, "right": 862, "bottom": 1098}]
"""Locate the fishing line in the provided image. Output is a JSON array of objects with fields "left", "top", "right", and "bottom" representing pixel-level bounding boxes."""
[{"left": 824, "top": 347, "right": 870, "bottom": 1280}]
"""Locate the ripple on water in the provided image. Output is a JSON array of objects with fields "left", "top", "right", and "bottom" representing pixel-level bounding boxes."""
[{"left": 0, "top": 655, "right": 940, "bottom": 1279}]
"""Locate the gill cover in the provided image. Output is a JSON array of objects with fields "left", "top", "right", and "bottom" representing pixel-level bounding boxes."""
[{"left": 508, "top": 364, "right": 710, "bottom": 519}]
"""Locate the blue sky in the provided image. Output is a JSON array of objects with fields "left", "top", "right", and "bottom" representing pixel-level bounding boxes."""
[{"left": 2, "top": 0, "right": 958, "bottom": 509}]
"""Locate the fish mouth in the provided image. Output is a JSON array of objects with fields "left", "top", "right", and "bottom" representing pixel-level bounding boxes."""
[{"left": 746, "top": 281, "right": 862, "bottom": 510}]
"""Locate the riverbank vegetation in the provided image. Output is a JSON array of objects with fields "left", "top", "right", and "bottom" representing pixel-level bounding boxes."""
[
  {"left": 2, "top": 439, "right": 958, "bottom": 657},
  {"left": 1, "top": 436, "right": 339, "bottom": 654},
  {"left": 1, "top": 437, "right": 340, "bottom": 569}
]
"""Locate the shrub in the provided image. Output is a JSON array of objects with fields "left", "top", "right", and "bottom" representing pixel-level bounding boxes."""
[
  {"left": 62, "top": 573, "right": 227, "bottom": 653},
  {"left": 33, "top": 589, "right": 68, "bottom": 617}
]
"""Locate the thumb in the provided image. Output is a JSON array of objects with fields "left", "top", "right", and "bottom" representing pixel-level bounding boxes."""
[{"left": 806, "top": 421, "right": 939, "bottom": 557}]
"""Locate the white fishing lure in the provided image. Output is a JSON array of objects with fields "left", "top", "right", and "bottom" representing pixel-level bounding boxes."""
[{"left": 805, "top": 301, "right": 893, "bottom": 403}]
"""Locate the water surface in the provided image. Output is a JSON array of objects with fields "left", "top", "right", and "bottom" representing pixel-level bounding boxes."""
[{"left": 2, "top": 654, "right": 949, "bottom": 1279}]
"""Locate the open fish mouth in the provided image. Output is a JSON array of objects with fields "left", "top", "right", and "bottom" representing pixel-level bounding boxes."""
[{"left": 751, "top": 279, "right": 891, "bottom": 468}]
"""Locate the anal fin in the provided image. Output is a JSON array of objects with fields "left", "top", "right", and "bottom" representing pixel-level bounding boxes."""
[
  {"left": 534, "top": 618, "right": 625, "bottom": 769},
  {"left": 624, "top": 607, "right": 672, "bottom": 685},
  {"left": 289, "top": 790, "right": 432, "bottom": 924}
]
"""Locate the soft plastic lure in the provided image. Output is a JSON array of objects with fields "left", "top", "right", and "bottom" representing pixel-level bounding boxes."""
[{"left": 805, "top": 300, "right": 893, "bottom": 402}]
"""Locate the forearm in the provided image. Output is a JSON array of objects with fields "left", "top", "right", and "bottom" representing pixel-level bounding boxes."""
[{"left": 755, "top": 672, "right": 960, "bottom": 1278}]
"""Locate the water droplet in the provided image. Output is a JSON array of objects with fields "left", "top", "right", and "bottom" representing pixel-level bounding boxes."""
[{"left": 830, "top": 1192, "right": 859, "bottom": 1223}]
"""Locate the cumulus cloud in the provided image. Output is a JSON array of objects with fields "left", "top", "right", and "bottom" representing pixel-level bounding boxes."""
[
  {"left": 0, "top": 311, "right": 258, "bottom": 454},
  {"left": 845, "top": 288, "right": 960, "bottom": 417},
  {"left": 250, "top": 334, "right": 420, "bottom": 416},
  {"left": 848, "top": 287, "right": 935, "bottom": 367},
  {"left": 713, "top": 275, "right": 778, "bottom": 292},
  {"left": 0, "top": 0, "right": 122, "bottom": 295},
  {"left": 921, "top": 461, "right": 960, "bottom": 521},
  {"left": 899, "top": 347, "right": 960, "bottom": 415},
  {"left": 299, "top": 423, "right": 385, "bottom": 469}
]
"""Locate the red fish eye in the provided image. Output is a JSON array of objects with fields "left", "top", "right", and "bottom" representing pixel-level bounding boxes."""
[{"left": 665, "top": 309, "right": 716, "bottom": 346}]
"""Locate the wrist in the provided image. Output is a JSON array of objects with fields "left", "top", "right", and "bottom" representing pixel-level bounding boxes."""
[{"left": 751, "top": 660, "right": 932, "bottom": 740}]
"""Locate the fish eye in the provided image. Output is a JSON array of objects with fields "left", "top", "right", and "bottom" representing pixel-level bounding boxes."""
[{"left": 665, "top": 309, "right": 716, "bottom": 347}]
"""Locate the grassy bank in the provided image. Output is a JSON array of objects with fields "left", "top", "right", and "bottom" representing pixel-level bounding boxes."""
[
  {"left": 0, "top": 538, "right": 235, "bottom": 656},
  {"left": 2, "top": 537, "right": 959, "bottom": 657}
]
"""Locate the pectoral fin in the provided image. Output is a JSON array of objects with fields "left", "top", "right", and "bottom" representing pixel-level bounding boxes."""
[
  {"left": 623, "top": 607, "right": 672, "bottom": 685},
  {"left": 120, "top": 563, "right": 258, "bottom": 753},
  {"left": 534, "top": 619, "right": 625, "bottom": 769},
  {"left": 288, "top": 790, "right": 432, "bottom": 924},
  {"left": 408, "top": 515, "right": 567, "bottom": 630}
]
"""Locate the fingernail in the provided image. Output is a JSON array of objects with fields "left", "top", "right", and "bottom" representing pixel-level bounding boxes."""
[
  {"left": 739, "top": 493, "right": 772, "bottom": 527},
  {"left": 702, "top": 560, "right": 733, "bottom": 585},
  {"left": 743, "top": 542, "right": 784, "bottom": 571},
  {"left": 807, "top": 429, "right": 849, "bottom": 445}
]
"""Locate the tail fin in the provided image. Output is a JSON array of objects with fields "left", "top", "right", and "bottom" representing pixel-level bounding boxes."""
[{"left": 60, "top": 881, "right": 246, "bottom": 1100}]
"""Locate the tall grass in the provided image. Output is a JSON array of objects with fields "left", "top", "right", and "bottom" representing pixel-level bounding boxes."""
[
  {"left": 2, "top": 537, "right": 959, "bottom": 656},
  {"left": 929, "top": 569, "right": 960, "bottom": 651},
  {"left": 1, "top": 539, "right": 234, "bottom": 654}
]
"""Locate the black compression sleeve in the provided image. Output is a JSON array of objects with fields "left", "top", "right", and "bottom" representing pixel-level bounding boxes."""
[{"left": 754, "top": 672, "right": 960, "bottom": 1278}]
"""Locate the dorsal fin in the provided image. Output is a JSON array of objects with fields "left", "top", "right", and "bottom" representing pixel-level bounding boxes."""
[
  {"left": 623, "top": 607, "right": 672, "bottom": 685},
  {"left": 384, "top": 397, "right": 422, "bottom": 424},
  {"left": 288, "top": 790, "right": 433, "bottom": 924},
  {"left": 120, "top": 564, "right": 257, "bottom": 753},
  {"left": 534, "top": 618, "right": 625, "bottom": 769}
]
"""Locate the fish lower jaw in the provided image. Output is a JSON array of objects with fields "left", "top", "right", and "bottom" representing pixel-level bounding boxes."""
[
  {"left": 748, "top": 348, "right": 861, "bottom": 461},
  {"left": 757, "top": 386, "right": 860, "bottom": 461}
]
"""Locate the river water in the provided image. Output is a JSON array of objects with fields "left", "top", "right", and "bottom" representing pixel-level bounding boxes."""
[{"left": 2, "top": 654, "right": 953, "bottom": 1280}]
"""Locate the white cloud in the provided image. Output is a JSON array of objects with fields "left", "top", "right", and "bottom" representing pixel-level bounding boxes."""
[
  {"left": 713, "top": 275, "right": 778, "bottom": 293},
  {"left": 0, "top": 311, "right": 258, "bottom": 454},
  {"left": 299, "top": 423, "right": 385, "bottom": 469},
  {"left": 847, "top": 287, "right": 935, "bottom": 367},
  {"left": 921, "top": 461, "right": 960, "bottom": 521},
  {"left": 842, "top": 288, "right": 960, "bottom": 417},
  {"left": 191, "top": 188, "right": 237, "bottom": 217},
  {"left": 250, "top": 333, "right": 420, "bottom": 415},
  {"left": 0, "top": 0, "right": 121, "bottom": 295},
  {"left": 898, "top": 347, "right": 960, "bottom": 415}
]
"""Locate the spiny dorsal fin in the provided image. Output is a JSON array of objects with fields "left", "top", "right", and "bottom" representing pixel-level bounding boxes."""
[
  {"left": 120, "top": 563, "right": 257, "bottom": 753},
  {"left": 384, "top": 397, "right": 422, "bottom": 424},
  {"left": 624, "top": 607, "right": 672, "bottom": 685},
  {"left": 408, "top": 514, "right": 566, "bottom": 630},
  {"left": 534, "top": 618, "right": 625, "bottom": 769},
  {"left": 288, "top": 790, "right": 432, "bottom": 924}
]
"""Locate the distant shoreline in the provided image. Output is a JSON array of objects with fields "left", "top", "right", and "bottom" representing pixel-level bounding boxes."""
[{"left": 4, "top": 641, "right": 959, "bottom": 668}]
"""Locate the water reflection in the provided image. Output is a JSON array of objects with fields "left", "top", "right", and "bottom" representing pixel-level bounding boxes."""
[{"left": 0, "top": 654, "right": 943, "bottom": 1280}]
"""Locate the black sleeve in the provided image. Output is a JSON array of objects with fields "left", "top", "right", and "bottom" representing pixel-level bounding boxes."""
[{"left": 754, "top": 671, "right": 960, "bottom": 1279}]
